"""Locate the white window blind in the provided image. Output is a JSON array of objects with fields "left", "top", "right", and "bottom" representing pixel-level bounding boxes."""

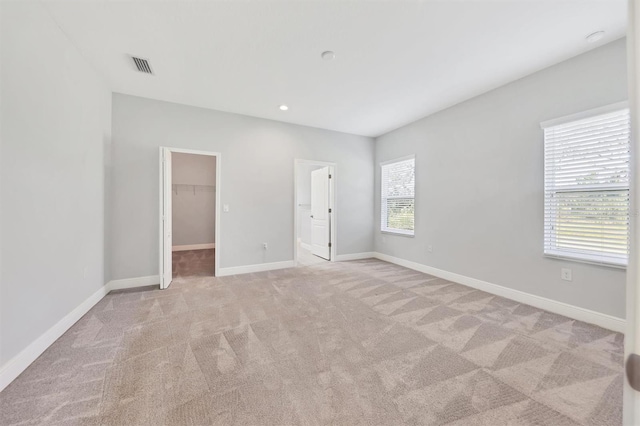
[
  {"left": 543, "top": 106, "right": 630, "bottom": 267},
  {"left": 381, "top": 156, "right": 415, "bottom": 235}
]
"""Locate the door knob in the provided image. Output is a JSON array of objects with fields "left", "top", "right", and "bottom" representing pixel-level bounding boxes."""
[
  {"left": 310, "top": 215, "right": 314, "bottom": 218},
  {"left": 627, "top": 353, "right": 640, "bottom": 392}
]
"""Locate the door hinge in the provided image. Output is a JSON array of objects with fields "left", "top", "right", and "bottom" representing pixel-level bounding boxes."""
[
  {"left": 328, "top": 208, "right": 332, "bottom": 213},
  {"left": 328, "top": 242, "right": 332, "bottom": 248}
]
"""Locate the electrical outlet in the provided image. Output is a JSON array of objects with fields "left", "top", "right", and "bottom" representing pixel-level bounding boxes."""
[
  {"left": 561, "top": 268, "right": 572, "bottom": 281},
  {"left": 223, "top": 204, "right": 229, "bottom": 212},
  {"left": 427, "top": 245, "right": 433, "bottom": 253},
  {"left": 262, "top": 243, "right": 268, "bottom": 250}
]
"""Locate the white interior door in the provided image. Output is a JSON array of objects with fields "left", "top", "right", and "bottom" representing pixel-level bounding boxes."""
[
  {"left": 310, "top": 166, "right": 331, "bottom": 260},
  {"left": 161, "top": 148, "right": 173, "bottom": 289}
]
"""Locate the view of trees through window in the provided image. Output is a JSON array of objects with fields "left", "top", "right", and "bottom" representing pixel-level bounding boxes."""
[
  {"left": 381, "top": 157, "right": 415, "bottom": 234},
  {"left": 544, "top": 108, "right": 630, "bottom": 264},
  {"left": 386, "top": 198, "right": 414, "bottom": 231},
  {"left": 553, "top": 190, "right": 629, "bottom": 256}
]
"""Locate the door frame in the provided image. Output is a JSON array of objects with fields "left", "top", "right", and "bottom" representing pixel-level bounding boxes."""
[
  {"left": 625, "top": 0, "right": 640, "bottom": 424},
  {"left": 293, "top": 159, "right": 337, "bottom": 264},
  {"left": 159, "top": 147, "right": 221, "bottom": 288}
]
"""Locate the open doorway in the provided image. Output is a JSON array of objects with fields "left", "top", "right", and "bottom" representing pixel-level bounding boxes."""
[
  {"left": 160, "top": 148, "right": 221, "bottom": 289},
  {"left": 294, "top": 159, "right": 337, "bottom": 266}
]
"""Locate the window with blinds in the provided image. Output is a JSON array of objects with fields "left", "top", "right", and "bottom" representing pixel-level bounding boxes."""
[
  {"left": 542, "top": 105, "right": 630, "bottom": 267},
  {"left": 381, "top": 156, "right": 415, "bottom": 235}
]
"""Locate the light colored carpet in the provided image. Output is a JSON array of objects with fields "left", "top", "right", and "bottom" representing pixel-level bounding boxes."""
[
  {"left": 0, "top": 259, "right": 624, "bottom": 425},
  {"left": 172, "top": 249, "right": 215, "bottom": 278}
]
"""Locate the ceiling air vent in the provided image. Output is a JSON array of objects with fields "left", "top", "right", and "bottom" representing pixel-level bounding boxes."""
[{"left": 131, "top": 56, "right": 153, "bottom": 74}]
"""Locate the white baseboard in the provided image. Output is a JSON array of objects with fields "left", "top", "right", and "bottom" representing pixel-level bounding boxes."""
[
  {"left": 0, "top": 275, "right": 161, "bottom": 392},
  {"left": 0, "top": 284, "right": 109, "bottom": 392},
  {"left": 218, "top": 260, "right": 296, "bottom": 277},
  {"left": 335, "top": 252, "right": 375, "bottom": 261},
  {"left": 107, "top": 275, "right": 160, "bottom": 291},
  {"left": 373, "top": 252, "right": 626, "bottom": 333},
  {"left": 3, "top": 252, "right": 623, "bottom": 394},
  {"left": 172, "top": 243, "right": 215, "bottom": 251},
  {"left": 300, "top": 242, "right": 312, "bottom": 251}
]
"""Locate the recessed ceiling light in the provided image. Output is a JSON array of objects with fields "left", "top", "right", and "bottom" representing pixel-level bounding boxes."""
[
  {"left": 321, "top": 51, "right": 335, "bottom": 61},
  {"left": 586, "top": 31, "right": 605, "bottom": 43},
  {"left": 279, "top": 105, "right": 289, "bottom": 111}
]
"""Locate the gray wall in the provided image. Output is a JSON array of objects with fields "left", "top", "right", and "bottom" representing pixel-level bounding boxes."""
[
  {"left": 172, "top": 153, "right": 216, "bottom": 246},
  {"left": 111, "top": 94, "right": 374, "bottom": 279},
  {"left": 374, "top": 39, "right": 628, "bottom": 319},
  {"left": 0, "top": 2, "right": 111, "bottom": 364}
]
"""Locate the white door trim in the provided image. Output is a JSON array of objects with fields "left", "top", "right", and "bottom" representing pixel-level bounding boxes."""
[
  {"left": 294, "top": 159, "right": 337, "bottom": 264},
  {"left": 159, "top": 147, "right": 221, "bottom": 286},
  {"left": 160, "top": 148, "right": 173, "bottom": 288},
  {"left": 625, "top": 0, "right": 640, "bottom": 423}
]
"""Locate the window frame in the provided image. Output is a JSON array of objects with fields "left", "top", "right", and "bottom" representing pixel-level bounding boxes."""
[
  {"left": 380, "top": 155, "right": 416, "bottom": 237},
  {"left": 541, "top": 102, "right": 630, "bottom": 269}
]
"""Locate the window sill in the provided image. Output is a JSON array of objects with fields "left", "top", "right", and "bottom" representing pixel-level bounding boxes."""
[
  {"left": 543, "top": 252, "right": 626, "bottom": 270},
  {"left": 381, "top": 230, "right": 415, "bottom": 238}
]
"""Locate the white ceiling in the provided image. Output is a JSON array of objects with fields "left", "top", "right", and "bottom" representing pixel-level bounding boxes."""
[{"left": 42, "top": 0, "right": 626, "bottom": 137}]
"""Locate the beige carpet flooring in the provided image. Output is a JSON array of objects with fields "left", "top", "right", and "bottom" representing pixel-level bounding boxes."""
[
  {"left": 173, "top": 249, "right": 215, "bottom": 278},
  {"left": 0, "top": 259, "right": 624, "bottom": 425}
]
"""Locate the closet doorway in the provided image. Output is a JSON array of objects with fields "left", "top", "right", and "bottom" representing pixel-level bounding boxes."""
[{"left": 159, "top": 148, "right": 221, "bottom": 289}]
